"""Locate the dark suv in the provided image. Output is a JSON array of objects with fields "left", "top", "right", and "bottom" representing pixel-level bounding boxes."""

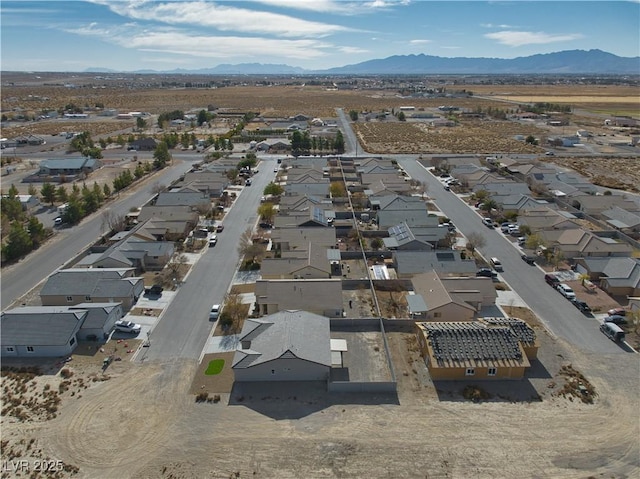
[{"left": 544, "top": 273, "right": 560, "bottom": 287}]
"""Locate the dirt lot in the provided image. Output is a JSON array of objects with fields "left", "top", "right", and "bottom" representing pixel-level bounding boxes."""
[
  {"left": 1, "top": 316, "right": 638, "bottom": 479},
  {"left": 546, "top": 156, "right": 640, "bottom": 193}
]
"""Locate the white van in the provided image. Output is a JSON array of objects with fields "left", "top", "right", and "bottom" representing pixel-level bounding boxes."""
[
  {"left": 600, "top": 322, "right": 625, "bottom": 343},
  {"left": 490, "top": 257, "right": 503, "bottom": 272}
]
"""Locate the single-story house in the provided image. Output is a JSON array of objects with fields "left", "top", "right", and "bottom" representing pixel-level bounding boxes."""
[
  {"left": 38, "top": 157, "right": 102, "bottom": 176},
  {"left": 260, "top": 244, "right": 334, "bottom": 279},
  {"left": 1, "top": 307, "right": 85, "bottom": 357},
  {"left": 271, "top": 227, "right": 337, "bottom": 252},
  {"left": 392, "top": 251, "right": 477, "bottom": 278},
  {"left": 574, "top": 257, "right": 640, "bottom": 297},
  {"left": 128, "top": 138, "right": 158, "bottom": 151},
  {"left": 254, "top": 279, "right": 343, "bottom": 317},
  {"left": 601, "top": 206, "right": 640, "bottom": 234},
  {"left": 40, "top": 268, "right": 144, "bottom": 312},
  {"left": 539, "top": 229, "right": 633, "bottom": 259},
  {"left": 70, "top": 303, "right": 123, "bottom": 341},
  {"left": 233, "top": 310, "right": 331, "bottom": 382},
  {"left": 415, "top": 317, "right": 538, "bottom": 380}
]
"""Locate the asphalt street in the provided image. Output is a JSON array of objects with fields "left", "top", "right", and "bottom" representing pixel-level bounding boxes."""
[
  {"left": 139, "top": 159, "right": 277, "bottom": 361},
  {"left": 397, "top": 156, "right": 630, "bottom": 354},
  {"left": 1, "top": 157, "right": 197, "bottom": 310}
]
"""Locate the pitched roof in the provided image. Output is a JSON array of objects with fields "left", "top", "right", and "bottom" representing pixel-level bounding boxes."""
[
  {"left": 393, "top": 251, "right": 477, "bottom": 276},
  {"left": 232, "top": 310, "right": 331, "bottom": 369},
  {"left": 69, "top": 303, "right": 122, "bottom": 329},
  {"left": 254, "top": 279, "right": 342, "bottom": 312},
  {"left": 40, "top": 269, "right": 139, "bottom": 297},
  {"left": 1, "top": 307, "right": 86, "bottom": 346}
]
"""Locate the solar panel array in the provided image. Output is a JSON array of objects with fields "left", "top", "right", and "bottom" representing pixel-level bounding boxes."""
[{"left": 425, "top": 322, "right": 523, "bottom": 364}]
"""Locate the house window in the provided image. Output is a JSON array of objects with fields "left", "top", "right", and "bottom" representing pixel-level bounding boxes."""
[
  {"left": 26, "top": 346, "right": 35, "bottom": 353},
  {"left": 433, "top": 312, "right": 442, "bottom": 318},
  {"left": 6, "top": 347, "right": 14, "bottom": 352},
  {"left": 66, "top": 296, "right": 73, "bottom": 302},
  {"left": 69, "top": 337, "right": 76, "bottom": 346},
  {"left": 465, "top": 368, "right": 475, "bottom": 376},
  {"left": 271, "top": 369, "right": 275, "bottom": 375},
  {"left": 488, "top": 368, "right": 497, "bottom": 376},
  {"left": 85, "top": 295, "right": 92, "bottom": 301}
]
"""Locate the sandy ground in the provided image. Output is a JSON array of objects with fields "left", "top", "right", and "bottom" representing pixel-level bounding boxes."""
[{"left": 2, "top": 323, "right": 638, "bottom": 479}]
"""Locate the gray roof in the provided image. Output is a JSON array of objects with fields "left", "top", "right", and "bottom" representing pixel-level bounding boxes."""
[
  {"left": 39, "top": 157, "right": 97, "bottom": 171},
  {"left": 377, "top": 209, "right": 435, "bottom": 229},
  {"left": 254, "top": 279, "right": 342, "bottom": 312},
  {"left": 407, "top": 294, "right": 428, "bottom": 313},
  {"left": 40, "top": 269, "right": 138, "bottom": 297},
  {"left": 232, "top": 310, "right": 331, "bottom": 369},
  {"left": 70, "top": 303, "right": 122, "bottom": 329},
  {"left": 1, "top": 307, "right": 86, "bottom": 346},
  {"left": 394, "top": 251, "right": 477, "bottom": 276},
  {"left": 602, "top": 206, "right": 640, "bottom": 228},
  {"left": 154, "top": 191, "right": 209, "bottom": 207},
  {"left": 285, "top": 183, "right": 330, "bottom": 197},
  {"left": 375, "top": 194, "right": 426, "bottom": 211}
]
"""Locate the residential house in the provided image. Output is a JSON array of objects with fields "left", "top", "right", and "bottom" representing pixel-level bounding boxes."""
[
  {"left": 254, "top": 279, "right": 343, "bottom": 317},
  {"left": 273, "top": 206, "right": 332, "bottom": 229},
  {"left": 233, "top": 310, "right": 331, "bottom": 382},
  {"left": 415, "top": 317, "right": 538, "bottom": 380},
  {"left": 260, "top": 243, "right": 334, "bottom": 279},
  {"left": 409, "top": 271, "right": 479, "bottom": 321},
  {"left": 1, "top": 307, "right": 85, "bottom": 357},
  {"left": 38, "top": 157, "right": 102, "bottom": 176},
  {"left": 128, "top": 138, "right": 158, "bottom": 151},
  {"left": 154, "top": 190, "right": 211, "bottom": 210},
  {"left": 69, "top": 303, "right": 123, "bottom": 341},
  {"left": 494, "top": 194, "right": 551, "bottom": 215},
  {"left": 255, "top": 138, "right": 291, "bottom": 152},
  {"left": 40, "top": 268, "right": 144, "bottom": 312},
  {"left": 539, "top": 229, "right": 633, "bottom": 259},
  {"left": 136, "top": 205, "right": 199, "bottom": 239},
  {"left": 384, "top": 222, "right": 434, "bottom": 251},
  {"left": 271, "top": 227, "right": 337, "bottom": 252},
  {"left": 569, "top": 194, "right": 640, "bottom": 216},
  {"left": 518, "top": 208, "right": 581, "bottom": 232},
  {"left": 377, "top": 209, "right": 437, "bottom": 231},
  {"left": 173, "top": 171, "right": 229, "bottom": 198},
  {"left": 393, "top": 251, "right": 477, "bottom": 278},
  {"left": 601, "top": 206, "right": 640, "bottom": 234},
  {"left": 573, "top": 257, "right": 640, "bottom": 297}
]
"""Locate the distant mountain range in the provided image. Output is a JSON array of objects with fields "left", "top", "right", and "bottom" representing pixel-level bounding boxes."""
[{"left": 85, "top": 49, "right": 639, "bottom": 75}]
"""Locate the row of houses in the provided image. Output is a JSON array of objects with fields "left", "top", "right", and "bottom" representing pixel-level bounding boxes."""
[{"left": 443, "top": 156, "right": 640, "bottom": 297}]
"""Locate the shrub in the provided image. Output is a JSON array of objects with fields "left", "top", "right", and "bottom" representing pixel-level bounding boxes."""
[
  {"left": 195, "top": 392, "right": 209, "bottom": 403},
  {"left": 60, "top": 368, "right": 73, "bottom": 379}
]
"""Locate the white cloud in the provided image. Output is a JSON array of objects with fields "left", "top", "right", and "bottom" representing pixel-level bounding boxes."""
[
  {"left": 338, "top": 46, "right": 369, "bottom": 54},
  {"left": 250, "top": 0, "right": 410, "bottom": 14},
  {"left": 67, "top": 23, "right": 332, "bottom": 60},
  {"left": 485, "top": 30, "right": 584, "bottom": 47},
  {"left": 95, "top": 0, "right": 351, "bottom": 38},
  {"left": 481, "top": 23, "right": 516, "bottom": 29},
  {"left": 409, "top": 39, "right": 431, "bottom": 45}
]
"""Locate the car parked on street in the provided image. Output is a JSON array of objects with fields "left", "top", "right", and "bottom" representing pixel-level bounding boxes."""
[
  {"left": 521, "top": 254, "right": 536, "bottom": 265},
  {"left": 482, "top": 217, "right": 494, "bottom": 227},
  {"left": 209, "top": 304, "right": 220, "bottom": 321},
  {"left": 571, "top": 299, "right": 592, "bottom": 315},
  {"left": 607, "top": 307, "right": 626, "bottom": 316},
  {"left": 476, "top": 268, "right": 498, "bottom": 279},
  {"left": 114, "top": 320, "right": 141, "bottom": 334},
  {"left": 604, "top": 314, "right": 627, "bottom": 325},
  {"left": 556, "top": 283, "right": 576, "bottom": 300},
  {"left": 544, "top": 273, "right": 560, "bottom": 287}
]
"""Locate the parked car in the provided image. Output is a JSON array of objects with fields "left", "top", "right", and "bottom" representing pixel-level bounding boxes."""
[
  {"left": 501, "top": 222, "right": 513, "bottom": 233},
  {"left": 604, "top": 314, "right": 627, "bottom": 325},
  {"left": 482, "top": 218, "right": 494, "bottom": 227},
  {"left": 114, "top": 320, "right": 141, "bottom": 334},
  {"left": 216, "top": 224, "right": 224, "bottom": 233},
  {"left": 443, "top": 185, "right": 450, "bottom": 191},
  {"left": 258, "top": 222, "right": 273, "bottom": 229},
  {"left": 208, "top": 234, "right": 217, "bottom": 247},
  {"left": 556, "top": 283, "right": 576, "bottom": 300},
  {"left": 439, "top": 173, "right": 451, "bottom": 178},
  {"left": 476, "top": 268, "right": 498, "bottom": 279},
  {"left": 54, "top": 217, "right": 63, "bottom": 226},
  {"left": 274, "top": 167, "right": 278, "bottom": 173},
  {"left": 245, "top": 179, "right": 252, "bottom": 186},
  {"left": 145, "top": 285, "right": 163, "bottom": 296},
  {"left": 508, "top": 225, "right": 520, "bottom": 236},
  {"left": 521, "top": 254, "right": 535, "bottom": 265},
  {"left": 544, "top": 273, "right": 560, "bottom": 287},
  {"left": 571, "top": 299, "right": 592, "bottom": 314},
  {"left": 517, "top": 236, "right": 526, "bottom": 246},
  {"left": 209, "top": 304, "right": 221, "bottom": 321},
  {"left": 607, "top": 307, "right": 626, "bottom": 316}
]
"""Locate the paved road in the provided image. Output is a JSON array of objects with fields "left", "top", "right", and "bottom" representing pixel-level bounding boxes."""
[
  {"left": 1, "top": 159, "right": 197, "bottom": 310},
  {"left": 336, "top": 108, "right": 358, "bottom": 155},
  {"left": 396, "top": 156, "right": 629, "bottom": 354},
  {"left": 139, "top": 159, "right": 278, "bottom": 361}
]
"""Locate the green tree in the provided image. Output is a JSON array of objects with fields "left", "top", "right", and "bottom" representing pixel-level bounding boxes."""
[
  {"left": 370, "top": 238, "right": 383, "bottom": 250},
  {"left": 397, "top": 111, "right": 406, "bottom": 121},
  {"left": 27, "top": 216, "right": 46, "bottom": 247},
  {"left": 41, "top": 182, "right": 57, "bottom": 205},
  {"left": 263, "top": 182, "right": 284, "bottom": 196},
  {"left": 136, "top": 117, "right": 147, "bottom": 130},
  {"left": 2, "top": 222, "right": 33, "bottom": 261},
  {"left": 349, "top": 110, "right": 358, "bottom": 121},
  {"left": 62, "top": 197, "right": 84, "bottom": 225},
  {"left": 525, "top": 135, "right": 539, "bottom": 145},
  {"left": 257, "top": 203, "right": 276, "bottom": 222},
  {"left": 480, "top": 199, "right": 498, "bottom": 213},
  {"left": 197, "top": 109, "right": 210, "bottom": 126},
  {"left": 333, "top": 130, "right": 345, "bottom": 154},
  {"left": 290, "top": 130, "right": 303, "bottom": 157},
  {"left": 0, "top": 185, "right": 23, "bottom": 222},
  {"left": 28, "top": 184, "right": 38, "bottom": 196},
  {"left": 103, "top": 183, "right": 111, "bottom": 198},
  {"left": 153, "top": 142, "right": 171, "bottom": 169},
  {"left": 56, "top": 186, "right": 68, "bottom": 203}
]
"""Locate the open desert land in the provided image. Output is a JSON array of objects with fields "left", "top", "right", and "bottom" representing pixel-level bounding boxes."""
[{"left": 1, "top": 321, "right": 639, "bottom": 479}]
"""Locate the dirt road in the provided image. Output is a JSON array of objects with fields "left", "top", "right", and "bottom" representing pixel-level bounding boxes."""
[{"left": 2, "top": 331, "right": 638, "bottom": 479}]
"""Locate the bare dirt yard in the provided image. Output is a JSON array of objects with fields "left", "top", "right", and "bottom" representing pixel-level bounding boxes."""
[{"left": 1, "top": 318, "right": 638, "bottom": 479}]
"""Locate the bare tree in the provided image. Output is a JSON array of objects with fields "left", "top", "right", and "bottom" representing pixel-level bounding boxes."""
[
  {"left": 151, "top": 182, "right": 167, "bottom": 195},
  {"left": 237, "top": 228, "right": 264, "bottom": 264},
  {"left": 100, "top": 210, "right": 127, "bottom": 234},
  {"left": 466, "top": 232, "right": 486, "bottom": 253}
]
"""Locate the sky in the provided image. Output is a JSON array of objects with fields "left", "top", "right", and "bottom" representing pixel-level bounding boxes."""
[{"left": 1, "top": 0, "right": 639, "bottom": 72}]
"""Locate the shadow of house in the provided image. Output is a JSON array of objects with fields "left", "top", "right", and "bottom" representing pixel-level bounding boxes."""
[{"left": 128, "top": 137, "right": 157, "bottom": 151}]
